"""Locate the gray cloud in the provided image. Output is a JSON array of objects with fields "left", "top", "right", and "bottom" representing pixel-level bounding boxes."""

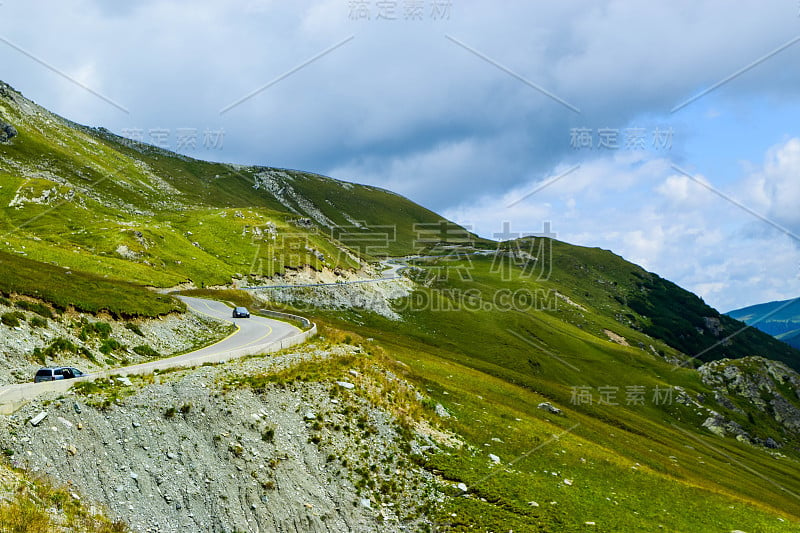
[
  {"left": 2, "top": 0, "right": 800, "bottom": 308},
  {"left": 3, "top": 1, "right": 798, "bottom": 206}
]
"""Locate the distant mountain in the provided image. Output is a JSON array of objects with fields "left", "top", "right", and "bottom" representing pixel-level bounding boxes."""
[{"left": 727, "top": 297, "right": 800, "bottom": 349}]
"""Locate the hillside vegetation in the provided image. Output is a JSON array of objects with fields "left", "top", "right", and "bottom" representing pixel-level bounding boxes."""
[
  {"left": 0, "top": 80, "right": 466, "bottom": 298},
  {"left": 0, "top": 249, "right": 183, "bottom": 318},
  {"left": 252, "top": 253, "right": 800, "bottom": 530}
]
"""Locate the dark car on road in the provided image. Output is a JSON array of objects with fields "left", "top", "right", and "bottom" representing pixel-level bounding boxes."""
[
  {"left": 34, "top": 367, "right": 85, "bottom": 383},
  {"left": 232, "top": 306, "right": 250, "bottom": 318}
]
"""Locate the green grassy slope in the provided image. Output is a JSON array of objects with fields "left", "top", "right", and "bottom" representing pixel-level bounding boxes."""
[
  {"left": 0, "top": 80, "right": 476, "bottom": 302},
  {"left": 259, "top": 246, "right": 800, "bottom": 530},
  {"left": 267, "top": 281, "right": 800, "bottom": 530},
  {"left": 0, "top": 250, "right": 183, "bottom": 317},
  {"left": 542, "top": 241, "right": 800, "bottom": 369}
]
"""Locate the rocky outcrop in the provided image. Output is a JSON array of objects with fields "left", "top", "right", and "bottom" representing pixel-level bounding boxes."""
[
  {"left": 0, "top": 120, "right": 17, "bottom": 142},
  {"left": 537, "top": 402, "right": 562, "bottom": 415},
  {"left": 703, "top": 316, "right": 723, "bottom": 337},
  {"left": 701, "top": 412, "right": 751, "bottom": 442},
  {"left": 252, "top": 170, "right": 336, "bottom": 228},
  {"left": 698, "top": 356, "right": 800, "bottom": 446}
]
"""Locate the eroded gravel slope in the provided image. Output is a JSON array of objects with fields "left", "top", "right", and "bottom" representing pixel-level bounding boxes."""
[{"left": 0, "top": 345, "right": 445, "bottom": 532}]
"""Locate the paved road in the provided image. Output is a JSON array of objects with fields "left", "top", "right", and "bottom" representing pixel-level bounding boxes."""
[
  {"left": 171, "top": 296, "right": 300, "bottom": 362},
  {"left": 0, "top": 297, "right": 305, "bottom": 414}
]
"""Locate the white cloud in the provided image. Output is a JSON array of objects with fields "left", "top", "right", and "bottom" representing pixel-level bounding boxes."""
[
  {"left": 655, "top": 174, "right": 714, "bottom": 208},
  {"left": 445, "top": 144, "right": 800, "bottom": 312},
  {"left": 3, "top": 1, "right": 800, "bottom": 310},
  {"left": 748, "top": 138, "right": 800, "bottom": 232}
]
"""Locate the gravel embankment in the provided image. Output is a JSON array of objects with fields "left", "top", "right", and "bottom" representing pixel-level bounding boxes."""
[{"left": 0, "top": 344, "right": 445, "bottom": 532}]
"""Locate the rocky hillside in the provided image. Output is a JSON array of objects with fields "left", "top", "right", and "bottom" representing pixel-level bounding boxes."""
[
  {"left": 0, "top": 340, "right": 450, "bottom": 533},
  {"left": 0, "top": 462, "right": 128, "bottom": 532},
  {"left": 699, "top": 356, "right": 800, "bottom": 449}
]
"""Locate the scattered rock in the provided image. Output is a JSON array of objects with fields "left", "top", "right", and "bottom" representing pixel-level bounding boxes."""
[
  {"left": 702, "top": 413, "right": 752, "bottom": 443},
  {"left": 336, "top": 381, "right": 355, "bottom": 390},
  {"left": 66, "top": 445, "right": 78, "bottom": 456},
  {"left": 563, "top": 478, "right": 573, "bottom": 486},
  {"left": 528, "top": 501, "right": 539, "bottom": 507},
  {"left": 228, "top": 443, "right": 244, "bottom": 456},
  {"left": 434, "top": 403, "right": 451, "bottom": 419},
  {"left": 29, "top": 412, "right": 48, "bottom": 427},
  {"left": 537, "top": 402, "right": 562, "bottom": 415},
  {"left": 488, "top": 454, "right": 500, "bottom": 464},
  {"left": 456, "top": 482, "right": 467, "bottom": 492}
]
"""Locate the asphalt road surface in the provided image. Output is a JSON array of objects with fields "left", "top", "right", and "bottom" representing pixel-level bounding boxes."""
[
  {"left": 0, "top": 296, "right": 303, "bottom": 413},
  {"left": 171, "top": 296, "right": 300, "bottom": 362}
]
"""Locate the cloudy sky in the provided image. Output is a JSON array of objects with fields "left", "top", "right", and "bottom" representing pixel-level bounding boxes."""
[{"left": 2, "top": 0, "right": 800, "bottom": 312}]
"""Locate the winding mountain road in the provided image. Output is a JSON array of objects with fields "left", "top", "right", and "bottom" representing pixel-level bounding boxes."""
[
  {"left": 171, "top": 296, "right": 300, "bottom": 361},
  {"left": 0, "top": 296, "right": 311, "bottom": 414}
]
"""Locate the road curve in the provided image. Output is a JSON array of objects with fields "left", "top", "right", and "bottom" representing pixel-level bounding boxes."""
[
  {"left": 172, "top": 296, "right": 300, "bottom": 362},
  {"left": 0, "top": 297, "right": 309, "bottom": 414}
]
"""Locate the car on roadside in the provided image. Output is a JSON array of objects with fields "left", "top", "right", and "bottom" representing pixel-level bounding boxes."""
[
  {"left": 34, "top": 366, "right": 85, "bottom": 383},
  {"left": 232, "top": 306, "right": 250, "bottom": 318}
]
